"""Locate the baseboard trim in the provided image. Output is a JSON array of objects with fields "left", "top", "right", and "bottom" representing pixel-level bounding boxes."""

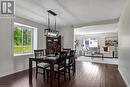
[
  {"left": 118, "top": 67, "right": 129, "bottom": 87},
  {"left": 84, "top": 56, "right": 118, "bottom": 58},
  {"left": 0, "top": 67, "right": 35, "bottom": 78}
]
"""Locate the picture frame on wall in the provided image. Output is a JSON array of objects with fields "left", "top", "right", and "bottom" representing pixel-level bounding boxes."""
[{"left": 105, "top": 36, "right": 118, "bottom": 47}]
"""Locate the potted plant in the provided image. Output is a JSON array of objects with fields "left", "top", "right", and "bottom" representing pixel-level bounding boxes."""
[{"left": 74, "top": 39, "right": 79, "bottom": 51}]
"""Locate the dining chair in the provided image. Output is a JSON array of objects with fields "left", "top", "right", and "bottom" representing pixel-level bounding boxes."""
[
  {"left": 34, "top": 49, "right": 49, "bottom": 81},
  {"left": 66, "top": 50, "right": 76, "bottom": 80},
  {"left": 46, "top": 51, "right": 67, "bottom": 87},
  {"left": 45, "top": 49, "right": 54, "bottom": 55}
]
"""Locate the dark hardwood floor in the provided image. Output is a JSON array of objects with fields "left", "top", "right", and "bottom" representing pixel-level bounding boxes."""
[{"left": 0, "top": 61, "right": 126, "bottom": 87}]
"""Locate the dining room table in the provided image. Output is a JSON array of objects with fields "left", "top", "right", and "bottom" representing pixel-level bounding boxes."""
[{"left": 29, "top": 55, "right": 59, "bottom": 87}]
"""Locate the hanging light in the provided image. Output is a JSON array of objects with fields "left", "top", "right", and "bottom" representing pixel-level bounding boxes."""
[{"left": 44, "top": 10, "right": 59, "bottom": 37}]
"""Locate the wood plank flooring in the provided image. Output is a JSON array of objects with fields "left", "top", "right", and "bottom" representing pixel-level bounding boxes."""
[{"left": 0, "top": 61, "right": 126, "bottom": 87}]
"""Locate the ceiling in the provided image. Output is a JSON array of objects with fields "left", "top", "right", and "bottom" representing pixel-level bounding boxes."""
[
  {"left": 74, "top": 23, "right": 118, "bottom": 35},
  {"left": 15, "top": 0, "right": 127, "bottom": 28}
]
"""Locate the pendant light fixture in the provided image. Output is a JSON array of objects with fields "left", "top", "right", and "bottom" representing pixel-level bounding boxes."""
[{"left": 44, "top": 10, "right": 59, "bottom": 37}]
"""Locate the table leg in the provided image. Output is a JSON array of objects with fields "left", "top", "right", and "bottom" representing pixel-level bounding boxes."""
[
  {"left": 74, "top": 60, "right": 76, "bottom": 75},
  {"left": 50, "top": 62, "right": 54, "bottom": 87},
  {"left": 29, "top": 59, "right": 33, "bottom": 87}
]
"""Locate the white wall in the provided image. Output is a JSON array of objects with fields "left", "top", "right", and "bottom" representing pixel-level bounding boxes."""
[
  {"left": 0, "top": 16, "right": 47, "bottom": 77},
  {"left": 60, "top": 27, "right": 74, "bottom": 49},
  {"left": 0, "top": 18, "right": 14, "bottom": 77},
  {"left": 118, "top": 0, "right": 130, "bottom": 87}
]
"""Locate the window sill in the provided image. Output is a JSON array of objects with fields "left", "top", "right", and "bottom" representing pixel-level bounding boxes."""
[{"left": 14, "top": 53, "right": 33, "bottom": 57}]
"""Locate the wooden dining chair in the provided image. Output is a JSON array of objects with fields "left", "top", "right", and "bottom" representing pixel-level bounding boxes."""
[
  {"left": 45, "top": 49, "right": 55, "bottom": 55},
  {"left": 66, "top": 50, "right": 76, "bottom": 80},
  {"left": 46, "top": 51, "right": 67, "bottom": 87},
  {"left": 34, "top": 49, "right": 49, "bottom": 81}
]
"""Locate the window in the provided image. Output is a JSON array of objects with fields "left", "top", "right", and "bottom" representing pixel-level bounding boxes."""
[
  {"left": 13, "top": 23, "right": 37, "bottom": 55},
  {"left": 84, "top": 38, "right": 98, "bottom": 48}
]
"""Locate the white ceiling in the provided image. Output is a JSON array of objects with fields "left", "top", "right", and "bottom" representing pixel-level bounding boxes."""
[
  {"left": 15, "top": 0, "right": 127, "bottom": 28},
  {"left": 74, "top": 23, "right": 118, "bottom": 35}
]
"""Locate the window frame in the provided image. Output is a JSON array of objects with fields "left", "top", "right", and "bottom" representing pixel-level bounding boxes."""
[{"left": 13, "top": 22, "right": 37, "bottom": 56}]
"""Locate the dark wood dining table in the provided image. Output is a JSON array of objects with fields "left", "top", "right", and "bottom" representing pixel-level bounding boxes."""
[{"left": 29, "top": 56, "right": 59, "bottom": 87}]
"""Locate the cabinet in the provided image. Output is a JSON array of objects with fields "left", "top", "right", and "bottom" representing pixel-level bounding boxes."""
[{"left": 46, "top": 36, "right": 61, "bottom": 52}]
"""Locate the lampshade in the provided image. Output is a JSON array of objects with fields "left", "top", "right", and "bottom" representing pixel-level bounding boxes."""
[{"left": 44, "top": 28, "right": 59, "bottom": 37}]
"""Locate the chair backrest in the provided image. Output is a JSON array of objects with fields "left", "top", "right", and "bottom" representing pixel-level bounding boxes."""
[
  {"left": 34, "top": 49, "right": 44, "bottom": 58},
  {"left": 58, "top": 51, "right": 67, "bottom": 65},
  {"left": 69, "top": 50, "right": 75, "bottom": 64},
  {"left": 63, "top": 48, "right": 71, "bottom": 51},
  {"left": 45, "top": 49, "right": 54, "bottom": 55},
  {"left": 62, "top": 48, "right": 71, "bottom": 56}
]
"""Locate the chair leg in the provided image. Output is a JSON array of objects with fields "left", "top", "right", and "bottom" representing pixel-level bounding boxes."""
[
  {"left": 58, "top": 71, "right": 60, "bottom": 87},
  {"left": 43, "top": 69, "right": 46, "bottom": 82},
  {"left": 64, "top": 68, "right": 66, "bottom": 81},
  {"left": 72, "top": 65, "right": 75, "bottom": 76},
  {"left": 54, "top": 72, "right": 57, "bottom": 79},
  {"left": 46, "top": 70, "right": 49, "bottom": 83},
  {"left": 73, "top": 62, "right": 76, "bottom": 75},
  {"left": 36, "top": 67, "right": 38, "bottom": 79},
  {"left": 68, "top": 67, "right": 71, "bottom": 80}
]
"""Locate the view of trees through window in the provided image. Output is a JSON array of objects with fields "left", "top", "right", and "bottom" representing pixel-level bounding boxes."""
[{"left": 13, "top": 23, "right": 33, "bottom": 55}]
